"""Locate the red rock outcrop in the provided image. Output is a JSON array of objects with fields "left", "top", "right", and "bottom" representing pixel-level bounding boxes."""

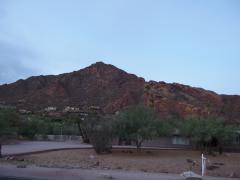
[{"left": 143, "top": 81, "right": 223, "bottom": 118}]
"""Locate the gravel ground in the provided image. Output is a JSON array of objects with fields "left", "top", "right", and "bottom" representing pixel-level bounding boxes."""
[
  {"left": 1, "top": 149, "right": 239, "bottom": 178},
  {"left": 0, "top": 164, "right": 237, "bottom": 180}
]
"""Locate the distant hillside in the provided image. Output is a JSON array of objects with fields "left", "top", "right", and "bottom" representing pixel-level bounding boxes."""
[
  {"left": 0, "top": 62, "right": 239, "bottom": 122},
  {"left": 144, "top": 81, "right": 240, "bottom": 123}
]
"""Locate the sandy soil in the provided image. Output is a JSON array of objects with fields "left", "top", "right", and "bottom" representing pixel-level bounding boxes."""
[{"left": 1, "top": 149, "right": 240, "bottom": 178}]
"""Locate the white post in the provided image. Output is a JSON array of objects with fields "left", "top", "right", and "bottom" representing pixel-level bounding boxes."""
[{"left": 201, "top": 154, "right": 207, "bottom": 177}]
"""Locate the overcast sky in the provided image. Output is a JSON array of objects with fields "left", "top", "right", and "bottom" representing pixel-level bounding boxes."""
[{"left": 0, "top": 0, "right": 239, "bottom": 95}]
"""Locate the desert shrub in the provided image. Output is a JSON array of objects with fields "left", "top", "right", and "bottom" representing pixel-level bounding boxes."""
[
  {"left": 83, "top": 109, "right": 112, "bottom": 154},
  {"left": 18, "top": 115, "right": 49, "bottom": 139},
  {"left": 88, "top": 118, "right": 112, "bottom": 154},
  {"left": 19, "top": 120, "right": 38, "bottom": 139}
]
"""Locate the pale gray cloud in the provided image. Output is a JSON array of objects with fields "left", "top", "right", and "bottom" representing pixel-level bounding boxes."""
[
  {"left": 0, "top": 41, "right": 39, "bottom": 84},
  {"left": 0, "top": 1, "right": 40, "bottom": 84}
]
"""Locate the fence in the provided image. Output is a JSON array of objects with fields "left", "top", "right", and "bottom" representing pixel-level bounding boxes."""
[{"left": 34, "top": 134, "right": 82, "bottom": 142}]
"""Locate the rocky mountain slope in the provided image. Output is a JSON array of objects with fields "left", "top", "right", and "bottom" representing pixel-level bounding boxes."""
[
  {"left": 0, "top": 62, "right": 239, "bottom": 122},
  {"left": 0, "top": 62, "right": 145, "bottom": 113}
]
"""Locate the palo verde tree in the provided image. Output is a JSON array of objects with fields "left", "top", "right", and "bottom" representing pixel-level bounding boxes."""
[
  {"left": 113, "top": 105, "right": 169, "bottom": 150},
  {"left": 179, "top": 116, "right": 235, "bottom": 154}
]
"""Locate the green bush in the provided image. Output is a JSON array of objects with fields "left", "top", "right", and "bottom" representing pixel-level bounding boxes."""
[
  {"left": 0, "top": 108, "right": 19, "bottom": 137},
  {"left": 83, "top": 109, "right": 112, "bottom": 154},
  {"left": 89, "top": 119, "right": 112, "bottom": 154},
  {"left": 19, "top": 120, "right": 38, "bottom": 139},
  {"left": 18, "top": 115, "right": 53, "bottom": 139}
]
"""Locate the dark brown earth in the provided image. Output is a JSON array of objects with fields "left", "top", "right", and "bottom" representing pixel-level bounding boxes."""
[{"left": 0, "top": 62, "right": 239, "bottom": 122}]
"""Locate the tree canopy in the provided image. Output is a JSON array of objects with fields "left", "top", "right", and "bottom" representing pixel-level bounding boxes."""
[
  {"left": 113, "top": 105, "right": 170, "bottom": 149},
  {"left": 179, "top": 117, "right": 236, "bottom": 153},
  {"left": 0, "top": 108, "right": 19, "bottom": 137}
]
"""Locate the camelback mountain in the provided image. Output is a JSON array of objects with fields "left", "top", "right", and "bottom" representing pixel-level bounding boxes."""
[{"left": 0, "top": 62, "right": 239, "bottom": 123}]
